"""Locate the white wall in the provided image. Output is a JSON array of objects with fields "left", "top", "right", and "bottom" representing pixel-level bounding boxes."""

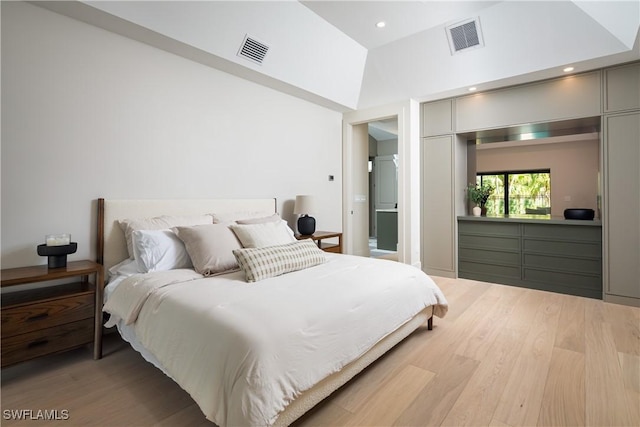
[{"left": 1, "top": 2, "right": 343, "bottom": 269}]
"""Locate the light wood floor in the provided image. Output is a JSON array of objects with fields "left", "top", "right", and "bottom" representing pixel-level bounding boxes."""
[{"left": 1, "top": 276, "right": 638, "bottom": 426}]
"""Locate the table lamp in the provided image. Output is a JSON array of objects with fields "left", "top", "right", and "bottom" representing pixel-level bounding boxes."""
[{"left": 294, "top": 195, "right": 316, "bottom": 235}]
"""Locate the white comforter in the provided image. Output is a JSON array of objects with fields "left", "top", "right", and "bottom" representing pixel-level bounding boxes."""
[{"left": 103, "top": 254, "right": 448, "bottom": 426}]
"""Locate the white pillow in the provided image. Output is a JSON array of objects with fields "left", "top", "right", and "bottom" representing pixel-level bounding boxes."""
[
  {"left": 119, "top": 214, "right": 213, "bottom": 259},
  {"left": 132, "top": 229, "right": 192, "bottom": 273},
  {"left": 229, "top": 221, "right": 296, "bottom": 248}
]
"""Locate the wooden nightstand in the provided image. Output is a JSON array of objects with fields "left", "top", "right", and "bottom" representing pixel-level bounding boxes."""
[
  {"left": 1, "top": 260, "right": 104, "bottom": 367},
  {"left": 296, "top": 231, "right": 343, "bottom": 254}
]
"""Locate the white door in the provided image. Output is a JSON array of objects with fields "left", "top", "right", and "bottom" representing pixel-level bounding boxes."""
[
  {"left": 350, "top": 124, "right": 370, "bottom": 257},
  {"left": 375, "top": 155, "right": 398, "bottom": 210}
]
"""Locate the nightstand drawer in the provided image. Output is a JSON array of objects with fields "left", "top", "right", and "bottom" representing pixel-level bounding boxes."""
[
  {"left": 1, "top": 319, "right": 93, "bottom": 367},
  {"left": 1, "top": 293, "right": 94, "bottom": 338}
]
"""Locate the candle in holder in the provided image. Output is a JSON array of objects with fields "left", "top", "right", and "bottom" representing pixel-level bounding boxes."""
[{"left": 45, "top": 234, "right": 71, "bottom": 246}]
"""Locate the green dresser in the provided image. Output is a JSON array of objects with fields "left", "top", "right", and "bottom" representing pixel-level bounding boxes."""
[{"left": 458, "top": 217, "right": 602, "bottom": 299}]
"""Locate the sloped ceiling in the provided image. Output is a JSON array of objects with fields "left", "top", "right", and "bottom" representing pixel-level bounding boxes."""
[{"left": 33, "top": 1, "right": 640, "bottom": 112}]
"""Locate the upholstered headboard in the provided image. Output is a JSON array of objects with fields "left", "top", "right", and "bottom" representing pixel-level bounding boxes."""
[{"left": 97, "top": 198, "right": 277, "bottom": 273}]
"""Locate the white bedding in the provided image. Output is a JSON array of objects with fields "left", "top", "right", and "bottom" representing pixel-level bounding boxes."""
[{"left": 103, "top": 253, "right": 448, "bottom": 426}]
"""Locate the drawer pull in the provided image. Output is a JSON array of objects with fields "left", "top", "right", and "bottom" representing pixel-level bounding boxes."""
[
  {"left": 26, "top": 313, "right": 49, "bottom": 322},
  {"left": 27, "top": 339, "right": 49, "bottom": 349}
]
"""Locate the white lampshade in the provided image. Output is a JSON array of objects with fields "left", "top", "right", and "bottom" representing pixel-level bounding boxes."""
[{"left": 294, "top": 195, "right": 316, "bottom": 215}]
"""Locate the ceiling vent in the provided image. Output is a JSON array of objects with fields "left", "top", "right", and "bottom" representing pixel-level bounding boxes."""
[
  {"left": 446, "top": 17, "right": 484, "bottom": 54},
  {"left": 238, "top": 35, "right": 269, "bottom": 65}
]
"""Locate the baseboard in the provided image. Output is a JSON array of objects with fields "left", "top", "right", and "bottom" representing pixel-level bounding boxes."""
[
  {"left": 425, "top": 267, "right": 456, "bottom": 278},
  {"left": 604, "top": 293, "right": 640, "bottom": 307}
]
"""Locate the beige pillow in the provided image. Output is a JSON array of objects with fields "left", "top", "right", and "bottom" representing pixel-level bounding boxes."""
[
  {"left": 173, "top": 224, "right": 242, "bottom": 276},
  {"left": 229, "top": 221, "right": 296, "bottom": 248},
  {"left": 119, "top": 214, "right": 213, "bottom": 259}
]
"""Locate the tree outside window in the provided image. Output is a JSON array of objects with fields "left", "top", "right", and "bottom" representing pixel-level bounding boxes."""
[{"left": 477, "top": 170, "right": 550, "bottom": 216}]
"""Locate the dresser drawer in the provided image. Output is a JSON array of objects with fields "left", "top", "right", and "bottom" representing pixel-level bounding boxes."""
[
  {"left": 523, "top": 239, "right": 601, "bottom": 258},
  {"left": 523, "top": 268, "right": 602, "bottom": 291},
  {"left": 1, "top": 293, "right": 94, "bottom": 338},
  {"left": 523, "top": 223, "right": 601, "bottom": 242},
  {"left": 459, "top": 247, "right": 520, "bottom": 266},
  {"left": 1, "top": 319, "right": 93, "bottom": 367},
  {"left": 459, "top": 234, "right": 520, "bottom": 251},
  {"left": 523, "top": 253, "right": 601, "bottom": 275},
  {"left": 459, "top": 260, "right": 521, "bottom": 280},
  {"left": 459, "top": 221, "right": 520, "bottom": 237}
]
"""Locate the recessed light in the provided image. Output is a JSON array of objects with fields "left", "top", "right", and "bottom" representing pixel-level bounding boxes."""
[
  {"left": 563, "top": 67, "right": 574, "bottom": 73},
  {"left": 468, "top": 87, "right": 477, "bottom": 92},
  {"left": 376, "top": 21, "right": 386, "bottom": 28}
]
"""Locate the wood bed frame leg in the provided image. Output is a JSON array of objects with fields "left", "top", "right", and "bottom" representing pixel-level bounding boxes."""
[{"left": 427, "top": 316, "right": 433, "bottom": 330}]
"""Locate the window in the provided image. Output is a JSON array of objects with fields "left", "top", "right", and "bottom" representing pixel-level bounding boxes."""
[{"left": 477, "top": 170, "right": 551, "bottom": 216}]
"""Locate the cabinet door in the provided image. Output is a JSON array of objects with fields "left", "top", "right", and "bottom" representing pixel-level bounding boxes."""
[
  {"left": 422, "top": 136, "right": 455, "bottom": 275},
  {"left": 605, "top": 112, "right": 640, "bottom": 299},
  {"left": 605, "top": 63, "right": 640, "bottom": 113},
  {"left": 456, "top": 72, "right": 601, "bottom": 132},
  {"left": 423, "top": 99, "right": 453, "bottom": 137}
]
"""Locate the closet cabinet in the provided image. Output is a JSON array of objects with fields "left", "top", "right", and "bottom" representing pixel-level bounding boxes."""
[
  {"left": 418, "top": 62, "right": 639, "bottom": 307},
  {"left": 421, "top": 134, "right": 467, "bottom": 277},
  {"left": 603, "top": 111, "right": 640, "bottom": 304},
  {"left": 422, "top": 135, "right": 455, "bottom": 276},
  {"left": 421, "top": 99, "right": 465, "bottom": 278},
  {"left": 603, "top": 62, "right": 639, "bottom": 306}
]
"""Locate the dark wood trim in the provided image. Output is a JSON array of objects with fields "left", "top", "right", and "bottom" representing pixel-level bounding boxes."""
[{"left": 97, "top": 198, "right": 105, "bottom": 266}]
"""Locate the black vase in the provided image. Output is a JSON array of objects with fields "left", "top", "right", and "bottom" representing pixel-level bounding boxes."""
[
  {"left": 37, "top": 243, "right": 78, "bottom": 268},
  {"left": 297, "top": 215, "right": 316, "bottom": 235}
]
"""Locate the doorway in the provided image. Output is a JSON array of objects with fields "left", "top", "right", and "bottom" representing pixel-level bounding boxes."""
[
  {"left": 368, "top": 119, "right": 398, "bottom": 259},
  {"left": 342, "top": 100, "right": 422, "bottom": 268}
]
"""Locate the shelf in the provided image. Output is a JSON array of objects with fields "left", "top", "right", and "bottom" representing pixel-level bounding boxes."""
[{"left": 1, "top": 260, "right": 102, "bottom": 287}]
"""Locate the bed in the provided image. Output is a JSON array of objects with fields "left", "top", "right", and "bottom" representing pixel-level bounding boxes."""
[{"left": 97, "top": 198, "right": 448, "bottom": 427}]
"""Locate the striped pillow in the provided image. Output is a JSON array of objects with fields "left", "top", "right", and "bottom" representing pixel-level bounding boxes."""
[{"left": 232, "top": 240, "right": 327, "bottom": 282}]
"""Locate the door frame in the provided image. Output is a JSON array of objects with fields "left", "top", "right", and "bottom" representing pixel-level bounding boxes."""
[{"left": 342, "top": 100, "right": 421, "bottom": 267}]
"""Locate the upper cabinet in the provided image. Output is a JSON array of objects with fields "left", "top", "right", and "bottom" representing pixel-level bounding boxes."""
[
  {"left": 422, "top": 98, "right": 453, "bottom": 137},
  {"left": 604, "top": 62, "right": 640, "bottom": 113},
  {"left": 456, "top": 71, "right": 602, "bottom": 132}
]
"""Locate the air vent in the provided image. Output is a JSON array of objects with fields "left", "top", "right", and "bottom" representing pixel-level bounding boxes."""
[
  {"left": 238, "top": 35, "right": 269, "bottom": 65},
  {"left": 446, "top": 17, "right": 484, "bottom": 54}
]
